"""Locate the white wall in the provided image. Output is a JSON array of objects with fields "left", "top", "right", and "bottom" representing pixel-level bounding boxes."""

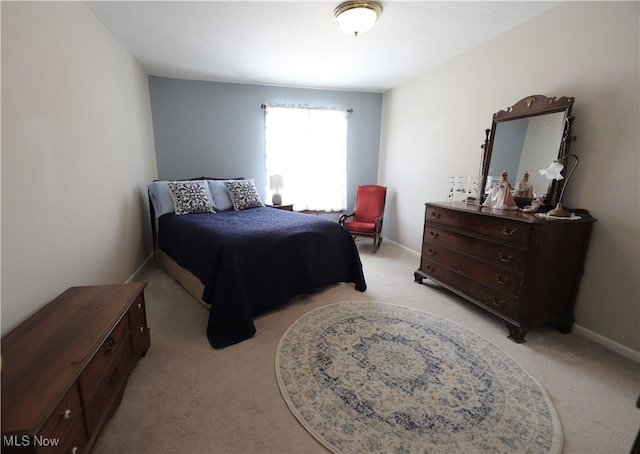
[
  {"left": 379, "top": 2, "right": 639, "bottom": 353},
  {"left": 1, "top": 2, "right": 157, "bottom": 333}
]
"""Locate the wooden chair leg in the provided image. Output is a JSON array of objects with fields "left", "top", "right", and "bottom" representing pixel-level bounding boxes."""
[{"left": 372, "top": 233, "right": 382, "bottom": 253}]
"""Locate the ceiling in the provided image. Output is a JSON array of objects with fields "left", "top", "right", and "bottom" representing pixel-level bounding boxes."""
[{"left": 86, "top": 1, "right": 560, "bottom": 93}]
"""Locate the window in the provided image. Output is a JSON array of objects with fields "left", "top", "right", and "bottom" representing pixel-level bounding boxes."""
[{"left": 264, "top": 104, "right": 348, "bottom": 211}]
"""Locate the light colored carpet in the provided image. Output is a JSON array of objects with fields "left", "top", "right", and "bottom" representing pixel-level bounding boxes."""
[
  {"left": 93, "top": 241, "right": 640, "bottom": 454},
  {"left": 276, "top": 301, "right": 563, "bottom": 453}
]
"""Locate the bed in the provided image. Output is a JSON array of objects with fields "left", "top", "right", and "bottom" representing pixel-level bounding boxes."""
[{"left": 148, "top": 178, "right": 367, "bottom": 348}]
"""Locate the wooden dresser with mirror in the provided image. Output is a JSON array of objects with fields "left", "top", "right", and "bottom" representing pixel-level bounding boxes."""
[{"left": 414, "top": 95, "right": 596, "bottom": 342}]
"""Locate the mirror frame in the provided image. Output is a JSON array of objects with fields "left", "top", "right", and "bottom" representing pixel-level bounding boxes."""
[{"left": 479, "top": 94, "right": 576, "bottom": 209}]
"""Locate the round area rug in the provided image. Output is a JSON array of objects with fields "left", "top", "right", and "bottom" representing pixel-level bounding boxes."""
[{"left": 275, "top": 301, "right": 563, "bottom": 454}]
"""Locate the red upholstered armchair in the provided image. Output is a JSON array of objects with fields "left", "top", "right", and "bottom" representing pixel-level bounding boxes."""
[{"left": 339, "top": 185, "right": 387, "bottom": 253}]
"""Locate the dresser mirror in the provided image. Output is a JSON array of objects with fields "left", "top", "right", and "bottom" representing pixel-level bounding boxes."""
[{"left": 479, "top": 95, "right": 575, "bottom": 209}]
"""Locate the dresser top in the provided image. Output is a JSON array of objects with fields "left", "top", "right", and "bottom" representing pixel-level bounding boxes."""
[
  {"left": 427, "top": 201, "right": 595, "bottom": 224},
  {"left": 1, "top": 283, "right": 146, "bottom": 432}
]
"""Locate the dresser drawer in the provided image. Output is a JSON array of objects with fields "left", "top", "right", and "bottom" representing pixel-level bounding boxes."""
[
  {"left": 423, "top": 225, "right": 526, "bottom": 273},
  {"left": 82, "top": 338, "right": 132, "bottom": 435},
  {"left": 127, "top": 293, "right": 146, "bottom": 327},
  {"left": 79, "top": 317, "right": 129, "bottom": 396},
  {"left": 425, "top": 205, "right": 531, "bottom": 246},
  {"left": 130, "top": 314, "right": 150, "bottom": 358},
  {"left": 127, "top": 295, "right": 150, "bottom": 358},
  {"left": 421, "top": 259, "right": 519, "bottom": 319},
  {"left": 421, "top": 246, "right": 522, "bottom": 297},
  {"left": 55, "top": 416, "right": 87, "bottom": 454},
  {"left": 37, "top": 385, "right": 83, "bottom": 443}
]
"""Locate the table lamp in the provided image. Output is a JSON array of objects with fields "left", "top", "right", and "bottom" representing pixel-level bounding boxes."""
[
  {"left": 270, "top": 175, "right": 284, "bottom": 205},
  {"left": 539, "top": 154, "right": 579, "bottom": 217}
]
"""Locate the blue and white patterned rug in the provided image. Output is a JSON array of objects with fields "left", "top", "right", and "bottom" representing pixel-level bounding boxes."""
[{"left": 275, "top": 302, "right": 563, "bottom": 454}]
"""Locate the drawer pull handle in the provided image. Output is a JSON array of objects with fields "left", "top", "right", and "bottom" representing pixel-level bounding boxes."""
[
  {"left": 140, "top": 326, "right": 145, "bottom": 333},
  {"left": 498, "top": 252, "right": 514, "bottom": 263},
  {"left": 137, "top": 302, "right": 142, "bottom": 309},
  {"left": 63, "top": 409, "right": 72, "bottom": 419},
  {"left": 501, "top": 226, "right": 518, "bottom": 236},
  {"left": 491, "top": 296, "right": 505, "bottom": 307},
  {"left": 70, "top": 447, "right": 79, "bottom": 454},
  {"left": 495, "top": 274, "right": 510, "bottom": 285},
  {"left": 428, "top": 248, "right": 437, "bottom": 256},
  {"left": 104, "top": 336, "right": 116, "bottom": 355},
  {"left": 431, "top": 212, "right": 441, "bottom": 219},
  {"left": 426, "top": 265, "right": 435, "bottom": 272},
  {"left": 108, "top": 368, "right": 120, "bottom": 386},
  {"left": 429, "top": 231, "right": 439, "bottom": 239}
]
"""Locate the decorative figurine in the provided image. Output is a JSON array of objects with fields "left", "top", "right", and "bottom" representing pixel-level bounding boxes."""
[
  {"left": 521, "top": 195, "right": 546, "bottom": 213},
  {"left": 515, "top": 171, "right": 534, "bottom": 198},
  {"left": 482, "top": 170, "right": 518, "bottom": 210}
]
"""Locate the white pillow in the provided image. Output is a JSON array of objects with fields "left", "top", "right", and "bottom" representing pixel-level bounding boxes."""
[
  {"left": 166, "top": 181, "right": 216, "bottom": 215},
  {"left": 147, "top": 181, "right": 175, "bottom": 216},
  {"left": 208, "top": 180, "right": 235, "bottom": 211},
  {"left": 224, "top": 179, "right": 264, "bottom": 211}
]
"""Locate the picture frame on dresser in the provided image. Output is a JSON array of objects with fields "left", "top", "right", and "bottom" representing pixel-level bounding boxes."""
[{"left": 415, "top": 94, "right": 595, "bottom": 343}]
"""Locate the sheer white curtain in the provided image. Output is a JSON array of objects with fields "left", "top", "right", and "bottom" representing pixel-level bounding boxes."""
[{"left": 264, "top": 104, "right": 348, "bottom": 211}]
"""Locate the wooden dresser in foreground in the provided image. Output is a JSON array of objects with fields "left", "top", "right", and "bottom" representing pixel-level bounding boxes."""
[
  {"left": 414, "top": 202, "right": 595, "bottom": 343},
  {"left": 1, "top": 283, "right": 150, "bottom": 453}
]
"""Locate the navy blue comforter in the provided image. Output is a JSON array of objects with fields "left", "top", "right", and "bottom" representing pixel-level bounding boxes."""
[{"left": 157, "top": 207, "right": 367, "bottom": 348}]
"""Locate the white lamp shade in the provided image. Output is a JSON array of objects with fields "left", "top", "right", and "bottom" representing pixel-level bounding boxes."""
[
  {"left": 269, "top": 175, "right": 284, "bottom": 191},
  {"left": 539, "top": 161, "right": 565, "bottom": 180}
]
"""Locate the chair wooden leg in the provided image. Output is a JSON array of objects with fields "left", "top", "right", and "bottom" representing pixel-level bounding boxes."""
[{"left": 372, "top": 234, "right": 382, "bottom": 253}]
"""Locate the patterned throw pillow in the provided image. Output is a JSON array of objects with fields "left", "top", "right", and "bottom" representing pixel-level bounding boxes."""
[
  {"left": 224, "top": 179, "right": 264, "bottom": 210},
  {"left": 166, "top": 181, "right": 215, "bottom": 215}
]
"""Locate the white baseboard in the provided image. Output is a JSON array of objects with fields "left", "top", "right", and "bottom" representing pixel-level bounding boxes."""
[
  {"left": 126, "top": 253, "right": 154, "bottom": 284},
  {"left": 572, "top": 324, "right": 640, "bottom": 364},
  {"left": 384, "top": 238, "right": 640, "bottom": 364},
  {"left": 385, "top": 238, "right": 420, "bottom": 257}
]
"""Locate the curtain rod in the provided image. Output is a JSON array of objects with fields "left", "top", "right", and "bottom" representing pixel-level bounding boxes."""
[{"left": 261, "top": 103, "right": 353, "bottom": 113}]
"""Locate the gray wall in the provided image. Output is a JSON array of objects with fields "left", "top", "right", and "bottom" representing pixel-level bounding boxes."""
[{"left": 148, "top": 77, "right": 383, "bottom": 212}]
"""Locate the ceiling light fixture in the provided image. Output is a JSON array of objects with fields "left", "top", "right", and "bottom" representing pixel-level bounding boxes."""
[{"left": 333, "top": 1, "right": 382, "bottom": 37}]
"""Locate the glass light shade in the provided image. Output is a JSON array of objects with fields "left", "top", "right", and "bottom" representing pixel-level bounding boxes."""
[
  {"left": 539, "top": 160, "right": 565, "bottom": 180},
  {"left": 333, "top": 2, "right": 382, "bottom": 37},
  {"left": 538, "top": 154, "right": 579, "bottom": 217}
]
